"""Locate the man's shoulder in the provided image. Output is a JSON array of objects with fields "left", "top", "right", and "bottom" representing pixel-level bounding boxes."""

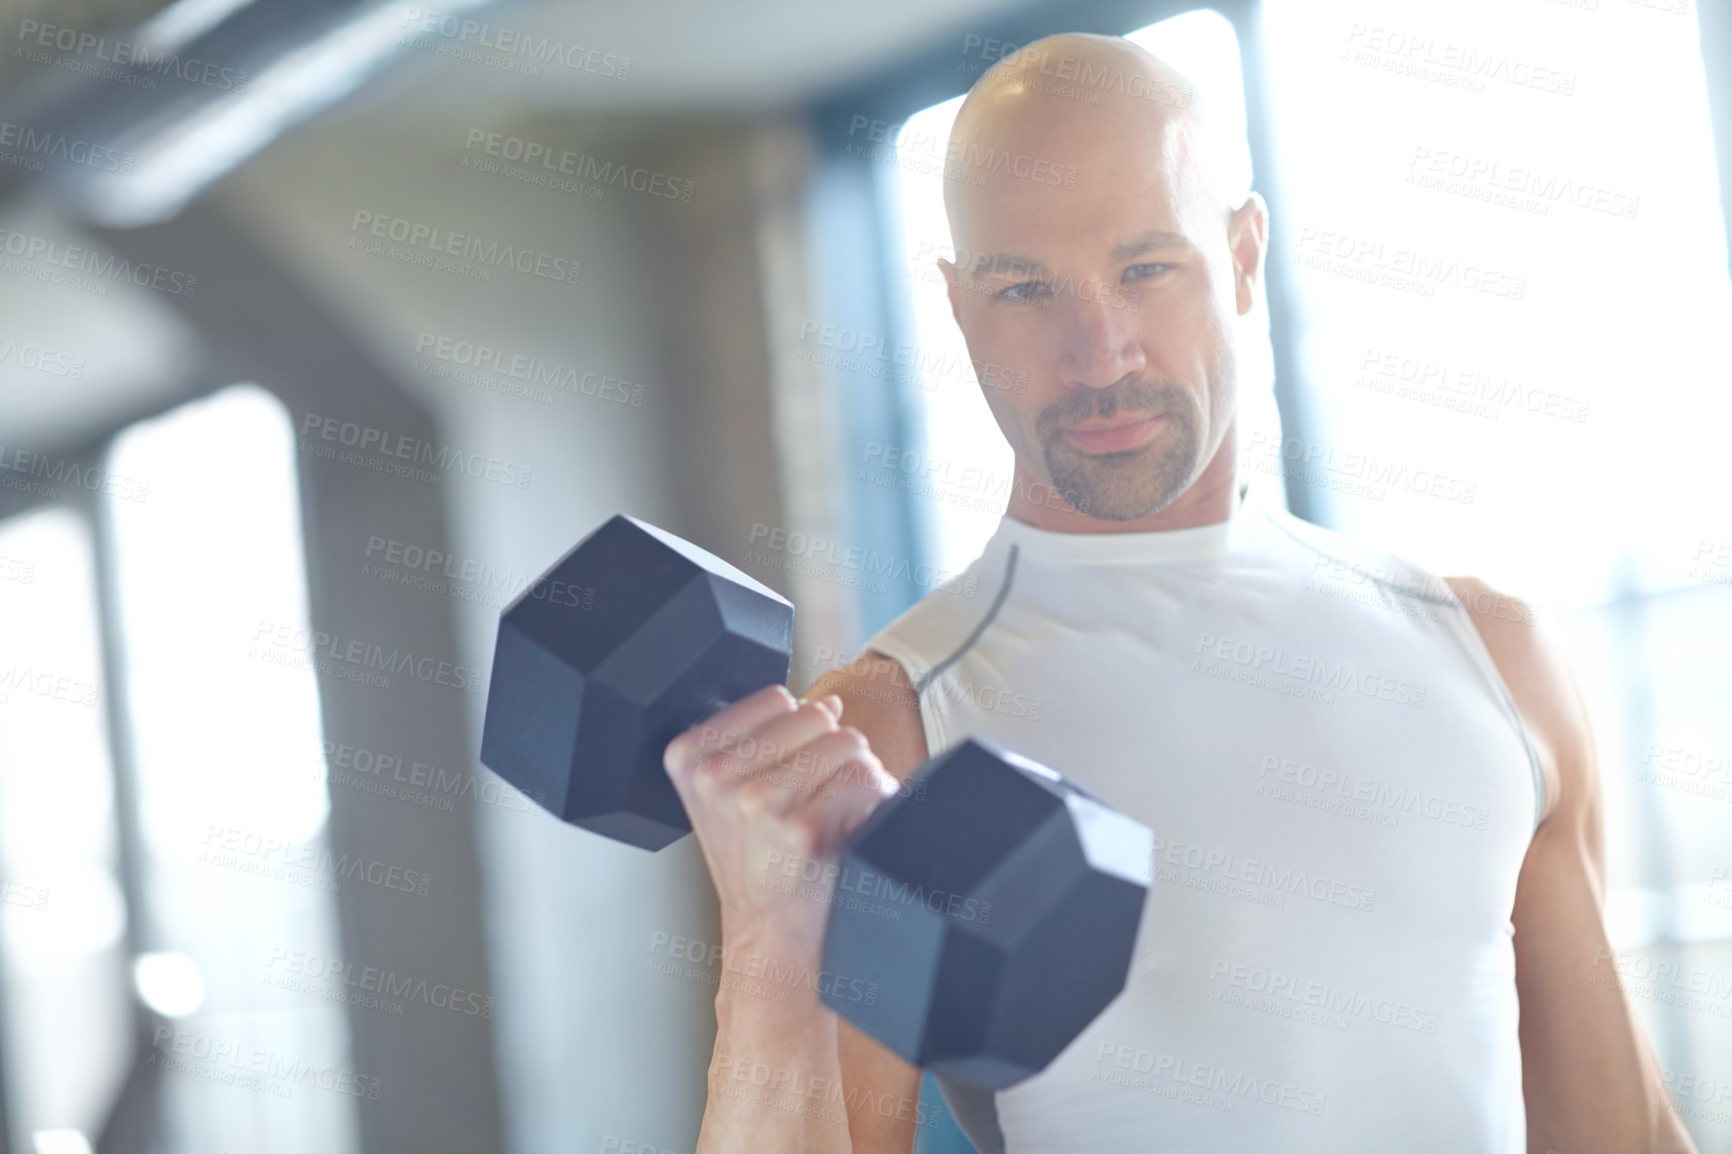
[
  {"left": 1442, "top": 575, "right": 1575, "bottom": 827},
  {"left": 805, "top": 650, "right": 929, "bottom": 777}
]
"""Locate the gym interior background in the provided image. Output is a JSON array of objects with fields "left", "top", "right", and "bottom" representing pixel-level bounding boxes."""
[{"left": 0, "top": 0, "right": 1729, "bottom": 1150}]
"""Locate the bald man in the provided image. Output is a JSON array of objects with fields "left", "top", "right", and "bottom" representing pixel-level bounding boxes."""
[{"left": 662, "top": 33, "right": 1696, "bottom": 1154}]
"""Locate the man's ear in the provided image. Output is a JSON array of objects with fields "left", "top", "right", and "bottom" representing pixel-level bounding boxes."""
[
  {"left": 1229, "top": 192, "right": 1268, "bottom": 317},
  {"left": 939, "top": 257, "right": 963, "bottom": 327}
]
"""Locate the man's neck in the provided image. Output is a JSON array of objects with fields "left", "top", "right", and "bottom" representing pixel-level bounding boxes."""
[{"left": 1005, "top": 424, "right": 1240, "bottom": 534}]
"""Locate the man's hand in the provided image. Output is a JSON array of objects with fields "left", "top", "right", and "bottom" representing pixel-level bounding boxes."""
[{"left": 663, "top": 685, "right": 900, "bottom": 965}]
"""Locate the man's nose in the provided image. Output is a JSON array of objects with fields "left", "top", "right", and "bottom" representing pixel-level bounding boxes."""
[{"left": 1057, "top": 289, "right": 1145, "bottom": 390}]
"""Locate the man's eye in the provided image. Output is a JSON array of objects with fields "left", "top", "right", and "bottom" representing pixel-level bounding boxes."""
[
  {"left": 997, "top": 280, "right": 1052, "bottom": 301},
  {"left": 1124, "top": 262, "right": 1172, "bottom": 282}
]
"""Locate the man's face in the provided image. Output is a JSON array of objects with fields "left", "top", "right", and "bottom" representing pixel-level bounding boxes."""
[{"left": 944, "top": 105, "right": 1254, "bottom": 522}]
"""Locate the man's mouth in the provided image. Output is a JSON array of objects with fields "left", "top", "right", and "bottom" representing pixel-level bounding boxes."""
[{"left": 1060, "top": 413, "right": 1167, "bottom": 454}]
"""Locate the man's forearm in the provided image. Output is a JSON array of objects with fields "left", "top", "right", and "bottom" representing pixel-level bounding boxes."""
[{"left": 698, "top": 986, "right": 853, "bottom": 1153}]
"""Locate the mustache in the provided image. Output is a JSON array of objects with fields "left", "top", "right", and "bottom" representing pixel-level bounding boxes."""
[{"left": 1039, "top": 380, "right": 1186, "bottom": 434}]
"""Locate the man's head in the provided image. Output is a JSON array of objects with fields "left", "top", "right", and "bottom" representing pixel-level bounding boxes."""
[{"left": 940, "top": 33, "right": 1267, "bottom": 527}]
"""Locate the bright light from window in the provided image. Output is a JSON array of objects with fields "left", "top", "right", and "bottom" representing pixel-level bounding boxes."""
[
  {"left": 0, "top": 509, "right": 125, "bottom": 964},
  {"left": 132, "top": 950, "right": 206, "bottom": 1017},
  {"left": 107, "top": 383, "right": 358, "bottom": 1154},
  {"left": 1261, "top": 0, "right": 1732, "bottom": 608},
  {"left": 0, "top": 507, "right": 130, "bottom": 1149},
  {"left": 109, "top": 385, "right": 331, "bottom": 850},
  {"left": 31, "top": 1130, "right": 93, "bottom": 1154}
]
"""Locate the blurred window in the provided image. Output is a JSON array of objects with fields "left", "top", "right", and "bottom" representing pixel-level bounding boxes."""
[{"left": 0, "top": 508, "right": 128, "bottom": 1154}]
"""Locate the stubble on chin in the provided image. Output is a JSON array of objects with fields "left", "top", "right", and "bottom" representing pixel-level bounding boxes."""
[{"left": 1035, "top": 380, "right": 1202, "bottom": 522}]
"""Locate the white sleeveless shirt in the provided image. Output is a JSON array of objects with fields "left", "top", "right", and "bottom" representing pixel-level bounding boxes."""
[{"left": 864, "top": 487, "right": 1543, "bottom": 1153}]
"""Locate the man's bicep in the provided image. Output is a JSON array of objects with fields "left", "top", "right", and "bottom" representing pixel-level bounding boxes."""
[
  {"left": 1452, "top": 574, "right": 1695, "bottom": 1151},
  {"left": 804, "top": 651, "right": 932, "bottom": 1152},
  {"left": 802, "top": 649, "right": 930, "bottom": 780},
  {"left": 1509, "top": 808, "right": 1696, "bottom": 1151}
]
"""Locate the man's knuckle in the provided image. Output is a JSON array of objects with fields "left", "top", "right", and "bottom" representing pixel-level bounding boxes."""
[
  {"left": 781, "top": 815, "right": 822, "bottom": 858},
  {"left": 690, "top": 755, "right": 732, "bottom": 797}
]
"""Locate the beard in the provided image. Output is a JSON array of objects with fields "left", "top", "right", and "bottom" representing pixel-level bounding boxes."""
[{"left": 1034, "top": 379, "right": 1203, "bottom": 522}]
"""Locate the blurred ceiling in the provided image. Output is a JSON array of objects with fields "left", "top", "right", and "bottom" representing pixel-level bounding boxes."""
[
  {"left": 366, "top": 0, "right": 1035, "bottom": 117},
  {"left": 0, "top": 0, "right": 1031, "bottom": 471}
]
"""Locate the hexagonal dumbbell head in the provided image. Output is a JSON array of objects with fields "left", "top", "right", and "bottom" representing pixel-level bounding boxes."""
[
  {"left": 819, "top": 738, "right": 1152, "bottom": 1089},
  {"left": 480, "top": 515, "right": 794, "bottom": 851}
]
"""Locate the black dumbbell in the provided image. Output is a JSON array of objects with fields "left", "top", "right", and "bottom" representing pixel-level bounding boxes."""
[{"left": 480, "top": 514, "right": 1153, "bottom": 1089}]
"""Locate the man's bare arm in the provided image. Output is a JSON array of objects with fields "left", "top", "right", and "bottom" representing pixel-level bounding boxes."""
[
  {"left": 1447, "top": 576, "right": 1696, "bottom": 1154},
  {"left": 665, "top": 681, "right": 897, "bottom": 1154},
  {"left": 668, "top": 650, "right": 929, "bottom": 1154},
  {"left": 809, "top": 651, "right": 931, "bottom": 1154}
]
